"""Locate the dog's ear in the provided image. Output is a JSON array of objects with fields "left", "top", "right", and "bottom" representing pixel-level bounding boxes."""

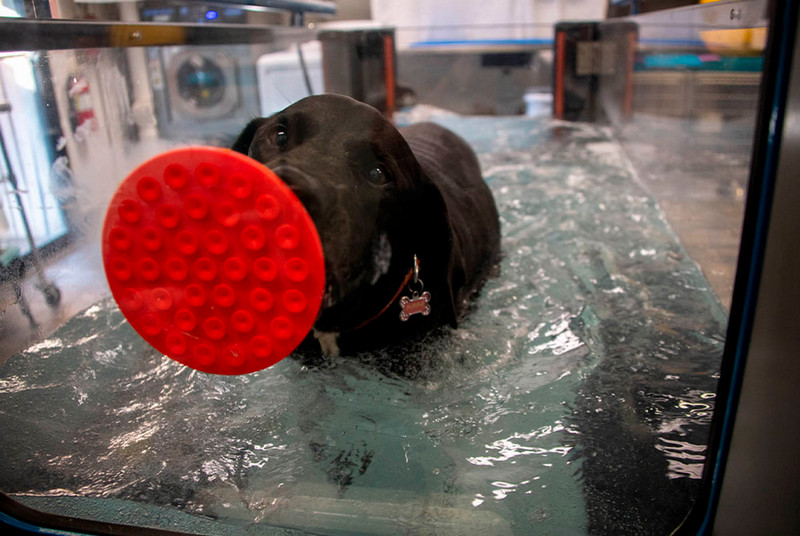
[
  {"left": 231, "top": 118, "right": 265, "bottom": 155},
  {"left": 412, "top": 178, "right": 459, "bottom": 328}
]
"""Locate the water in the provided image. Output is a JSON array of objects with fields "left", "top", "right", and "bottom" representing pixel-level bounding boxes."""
[{"left": 0, "top": 115, "right": 727, "bottom": 535}]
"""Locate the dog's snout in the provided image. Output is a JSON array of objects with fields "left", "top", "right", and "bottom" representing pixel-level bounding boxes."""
[
  {"left": 291, "top": 187, "right": 323, "bottom": 221},
  {"left": 270, "top": 165, "right": 324, "bottom": 218}
]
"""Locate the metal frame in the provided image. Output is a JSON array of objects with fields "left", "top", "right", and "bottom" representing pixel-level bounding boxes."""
[
  {"left": 700, "top": 0, "right": 800, "bottom": 533},
  {"left": 198, "top": 0, "right": 335, "bottom": 24},
  {"left": 152, "top": 0, "right": 335, "bottom": 15},
  {"left": 617, "top": 0, "right": 768, "bottom": 29},
  {"left": 0, "top": 17, "right": 317, "bottom": 52}
]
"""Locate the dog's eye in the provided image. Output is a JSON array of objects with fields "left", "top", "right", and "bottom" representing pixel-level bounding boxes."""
[
  {"left": 368, "top": 166, "right": 387, "bottom": 184},
  {"left": 271, "top": 127, "right": 289, "bottom": 148}
]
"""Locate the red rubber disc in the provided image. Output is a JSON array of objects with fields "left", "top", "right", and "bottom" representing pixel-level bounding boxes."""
[{"left": 102, "top": 146, "right": 325, "bottom": 375}]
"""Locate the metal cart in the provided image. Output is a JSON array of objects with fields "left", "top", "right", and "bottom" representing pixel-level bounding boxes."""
[{"left": 0, "top": 101, "right": 60, "bottom": 326}]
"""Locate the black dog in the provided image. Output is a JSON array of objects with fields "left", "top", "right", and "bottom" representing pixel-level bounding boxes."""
[{"left": 232, "top": 95, "right": 500, "bottom": 356}]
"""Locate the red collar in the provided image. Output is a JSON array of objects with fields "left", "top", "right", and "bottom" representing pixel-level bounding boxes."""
[{"left": 345, "top": 262, "right": 417, "bottom": 333}]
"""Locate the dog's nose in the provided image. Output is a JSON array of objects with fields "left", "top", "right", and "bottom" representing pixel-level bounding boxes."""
[{"left": 270, "top": 165, "right": 324, "bottom": 220}]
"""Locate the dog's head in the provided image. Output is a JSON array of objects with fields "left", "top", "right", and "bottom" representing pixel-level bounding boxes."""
[{"left": 232, "top": 95, "right": 456, "bottom": 333}]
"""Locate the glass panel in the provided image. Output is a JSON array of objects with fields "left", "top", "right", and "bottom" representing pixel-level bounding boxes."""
[
  {"left": 0, "top": 54, "right": 67, "bottom": 261},
  {"left": 0, "top": 2, "right": 767, "bottom": 534}
]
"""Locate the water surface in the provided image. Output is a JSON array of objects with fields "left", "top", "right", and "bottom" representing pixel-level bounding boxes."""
[{"left": 0, "top": 115, "right": 726, "bottom": 535}]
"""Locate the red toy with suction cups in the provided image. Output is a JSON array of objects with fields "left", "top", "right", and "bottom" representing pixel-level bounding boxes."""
[{"left": 102, "top": 147, "right": 325, "bottom": 375}]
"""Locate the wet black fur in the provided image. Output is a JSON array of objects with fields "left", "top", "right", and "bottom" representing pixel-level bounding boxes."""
[{"left": 232, "top": 95, "right": 500, "bottom": 353}]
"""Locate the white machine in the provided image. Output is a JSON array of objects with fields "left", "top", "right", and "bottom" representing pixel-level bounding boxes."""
[{"left": 256, "top": 41, "right": 323, "bottom": 117}]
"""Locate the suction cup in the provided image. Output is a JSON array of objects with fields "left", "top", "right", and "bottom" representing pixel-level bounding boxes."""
[{"left": 102, "top": 147, "right": 325, "bottom": 375}]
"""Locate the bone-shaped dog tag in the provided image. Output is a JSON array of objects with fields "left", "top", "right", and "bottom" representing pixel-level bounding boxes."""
[{"left": 399, "top": 291, "right": 431, "bottom": 321}]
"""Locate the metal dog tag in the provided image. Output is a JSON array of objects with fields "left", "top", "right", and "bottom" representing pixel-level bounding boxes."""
[
  {"left": 399, "top": 254, "right": 431, "bottom": 321},
  {"left": 399, "top": 291, "right": 431, "bottom": 321}
]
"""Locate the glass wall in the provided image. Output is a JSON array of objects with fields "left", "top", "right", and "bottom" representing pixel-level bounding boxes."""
[{"left": 0, "top": 1, "right": 769, "bottom": 534}]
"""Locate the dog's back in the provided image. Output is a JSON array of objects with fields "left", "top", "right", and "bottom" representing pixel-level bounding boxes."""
[{"left": 400, "top": 122, "right": 501, "bottom": 314}]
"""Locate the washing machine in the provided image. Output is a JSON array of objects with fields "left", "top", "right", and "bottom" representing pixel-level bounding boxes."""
[{"left": 149, "top": 45, "right": 263, "bottom": 146}]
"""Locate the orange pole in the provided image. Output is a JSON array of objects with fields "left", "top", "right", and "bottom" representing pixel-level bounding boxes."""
[
  {"left": 383, "top": 33, "right": 396, "bottom": 117},
  {"left": 554, "top": 31, "right": 566, "bottom": 118},
  {"left": 624, "top": 30, "right": 636, "bottom": 120}
]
